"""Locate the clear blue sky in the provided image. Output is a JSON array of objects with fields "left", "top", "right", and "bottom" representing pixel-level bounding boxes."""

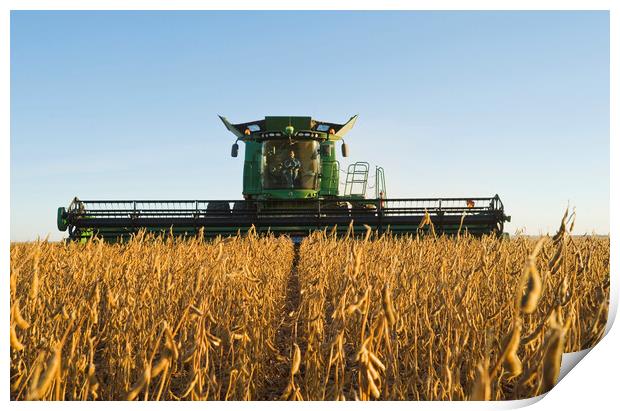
[{"left": 10, "top": 11, "right": 609, "bottom": 241}]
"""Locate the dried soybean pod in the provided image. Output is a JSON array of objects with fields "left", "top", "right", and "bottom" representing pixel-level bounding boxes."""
[
  {"left": 27, "top": 346, "right": 61, "bottom": 400},
  {"left": 471, "top": 360, "right": 491, "bottom": 401},
  {"left": 541, "top": 326, "right": 564, "bottom": 393},
  {"left": 10, "top": 325, "right": 24, "bottom": 351},
  {"left": 382, "top": 283, "right": 397, "bottom": 327},
  {"left": 503, "top": 320, "right": 523, "bottom": 377},
  {"left": 520, "top": 261, "right": 542, "bottom": 314},
  {"left": 291, "top": 343, "right": 301, "bottom": 376}
]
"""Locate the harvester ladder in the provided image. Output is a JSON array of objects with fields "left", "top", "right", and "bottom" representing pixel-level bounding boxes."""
[{"left": 344, "top": 161, "right": 369, "bottom": 197}]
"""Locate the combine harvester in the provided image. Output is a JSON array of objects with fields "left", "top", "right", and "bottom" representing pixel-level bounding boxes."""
[{"left": 57, "top": 115, "right": 510, "bottom": 241}]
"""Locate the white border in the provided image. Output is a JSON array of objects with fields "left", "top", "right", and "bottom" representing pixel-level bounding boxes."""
[{"left": 3, "top": 1, "right": 616, "bottom": 410}]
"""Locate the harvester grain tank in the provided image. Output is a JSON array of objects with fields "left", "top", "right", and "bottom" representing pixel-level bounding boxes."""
[{"left": 57, "top": 115, "right": 510, "bottom": 241}]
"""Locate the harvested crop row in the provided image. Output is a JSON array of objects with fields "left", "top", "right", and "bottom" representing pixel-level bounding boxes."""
[
  {"left": 293, "top": 220, "right": 609, "bottom": 400},
  {"left": 10, "top": 232, "right": 295, "bottom": 400}
]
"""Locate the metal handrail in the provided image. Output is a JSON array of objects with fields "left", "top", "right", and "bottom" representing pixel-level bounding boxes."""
[{"left": 344, "top": 162, "right": 369, "bottom": 197}]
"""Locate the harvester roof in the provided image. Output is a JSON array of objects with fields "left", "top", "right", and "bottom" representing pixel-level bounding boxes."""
[{"left": 219, "top": 115, "right": 358, "bottom": 141}]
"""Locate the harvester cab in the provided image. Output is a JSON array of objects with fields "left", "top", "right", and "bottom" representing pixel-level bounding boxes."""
[
  {"left": 57, "top": 115, "right": 510, "bottom": 241},
  {"left": 219, "top": 115, "right": 360, "bottom": 201}
]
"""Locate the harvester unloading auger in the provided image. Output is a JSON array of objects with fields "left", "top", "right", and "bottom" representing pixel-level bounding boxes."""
[{"left": 57, "top": 115, "right": 510, "bottom": 241}]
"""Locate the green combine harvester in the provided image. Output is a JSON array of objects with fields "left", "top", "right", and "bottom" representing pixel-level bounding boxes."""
[{"left": 57, "top": 115, "right": 510, "bottom": 241}]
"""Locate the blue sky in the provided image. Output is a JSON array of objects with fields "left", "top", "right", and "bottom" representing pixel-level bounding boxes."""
[{"left": 10, "top": 11, "right": 609, "bottom": 241}]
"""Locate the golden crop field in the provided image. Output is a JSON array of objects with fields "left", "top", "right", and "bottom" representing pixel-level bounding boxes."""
[{"left": 10, "top": 215, "right": 609, "bottom": 401}]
